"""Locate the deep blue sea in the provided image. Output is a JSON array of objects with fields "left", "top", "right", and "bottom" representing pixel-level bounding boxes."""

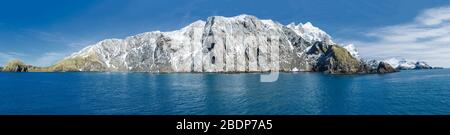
[{"left": 1, "top": 69, "right": 450, "bottom": 115}]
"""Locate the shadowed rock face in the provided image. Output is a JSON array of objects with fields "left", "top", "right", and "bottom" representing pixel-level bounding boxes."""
[
  {"left": 377, "top": 62, "right": 397, "bottom": 74},
  {"left": 360, "top": 60, "right": 399, "bottom": 74},
  {"left": 414, "top": 62, "right": 433, "bottom": 69},
  {"left": 2, "top": 15, "right": 398, "bottom": 74}
]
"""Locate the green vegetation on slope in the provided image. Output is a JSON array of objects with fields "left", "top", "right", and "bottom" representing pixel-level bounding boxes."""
[
  {"left": 2, "top": 60, "right": 33, "bottom": 72},
  {"left": 314, "top": 45, "right": 398, "bottom": 74},
  {"left": 328, "top": 45, "right": 361, "bottom": 72},
  {"left": 1, "top": 52, "right": 105, "bottom": 72},
  {"left": 314, "top": 45, "right": 361, "bottom": 74},
  {"left": 49, "top": 54, "right": 105, "bottom": 72}
]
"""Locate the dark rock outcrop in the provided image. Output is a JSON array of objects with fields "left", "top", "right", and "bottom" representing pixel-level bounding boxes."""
[
  {"left": 376, "top": 61, "right": 397, "bottom": 73},
  {"left": 313, "top": 45, "right": 399, "bottom": 74},
  {"left": 314, "top": 45, "right": 362, "bottom": 74},
  {"left": 359, "top": 60, "right": 398, "bottom": 74},
  {"left": 414, "top": 61, "right": 432, "bottom": 69}
]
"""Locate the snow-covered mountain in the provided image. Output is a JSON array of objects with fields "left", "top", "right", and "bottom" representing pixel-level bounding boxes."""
[
  {"left": 48, "top": 14, "right": 395, "bottom": 74},
  {"left": 383, "top": 58, "right": 432, "bottom": 70}
]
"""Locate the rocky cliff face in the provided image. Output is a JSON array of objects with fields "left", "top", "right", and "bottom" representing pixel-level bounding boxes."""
[{"left": 4, "top": 15, "right": 397, "bottom": 74}]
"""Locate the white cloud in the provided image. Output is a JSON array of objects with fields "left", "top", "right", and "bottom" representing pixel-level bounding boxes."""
[
  {"left": 416, "top": 6, "right": 450, "bottom": 26},
  {"left": 0, "top": 52, "right": 13, "bottom": 65},
  {"left": 0, "top": 51, "right": 68, "bottom": 67},
  {"left": 6, "top": 52, "right": 28, "bottom": 57},
  {"left": 22, "top": 29, "right": 97, "bottom": 49},
  {"left": 32, "top": 52, "right": 65, "bottom": 67},
  {"left": 348, "top": 6, "right": 450, "bottom": 67},
  {"left": 0, "top": 52, "right": 28, "bottom": 65},
  {"left": 67, "top": 40, "right": 96, "bottom": 49}
]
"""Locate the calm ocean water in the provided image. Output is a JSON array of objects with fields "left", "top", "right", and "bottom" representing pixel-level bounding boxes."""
[{"left": 0, "top": 69, "right": 449, "bottom": 115}]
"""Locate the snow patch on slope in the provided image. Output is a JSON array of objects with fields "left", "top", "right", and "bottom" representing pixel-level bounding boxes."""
[
  {"left": 382, "top": 58, "right": 432, "bottom": 69},
  {"left": 286, "top": 22, "right": 334, "bottom": 44},
  {"left": 343, "top": 44, "right": 360, "bottom": 59}
]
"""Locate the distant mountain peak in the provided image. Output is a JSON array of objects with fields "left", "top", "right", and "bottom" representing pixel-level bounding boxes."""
[
  {"left": 286, "top": 21, "right": 333, "bottom": 44},
  {"left": 382, "top": 58, "right": 433, "bottom": 70}
]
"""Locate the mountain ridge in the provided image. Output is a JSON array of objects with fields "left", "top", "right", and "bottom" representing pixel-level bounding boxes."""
[{"left": 2, "top": 14, "right": 403, "bottom": 74}]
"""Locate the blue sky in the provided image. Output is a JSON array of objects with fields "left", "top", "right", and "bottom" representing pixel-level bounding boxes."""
[{"left": 1, "top": 0, "right": 450, "bottom": 67}]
